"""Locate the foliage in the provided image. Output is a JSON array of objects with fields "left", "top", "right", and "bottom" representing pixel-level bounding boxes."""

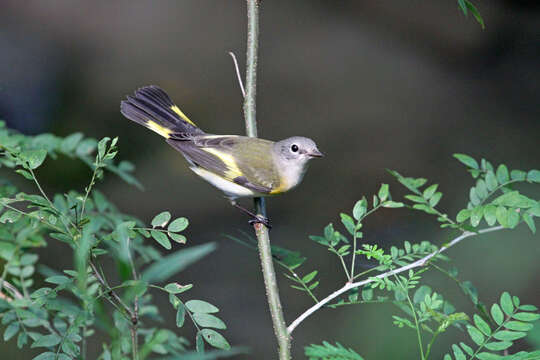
[
  {"left": 2, "top": 118, "right": 539, "bottom": 360},
  {"left": 305, "top": 341, "right": 364, "bottom": 360},
  {"left": 457, "top": 0, "right": 485, "bottom": 29},
  {"left": 0, "top": 122, "right": 239, "bottom": 359},
  {"left": 231, "top": 152, "right": 539, "bottom": 359}
]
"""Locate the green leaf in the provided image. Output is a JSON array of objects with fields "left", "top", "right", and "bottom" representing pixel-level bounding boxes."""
[
  {"left": 199, "top": 329, "right": 230, "bottom": 350},
  {"left": 470, "top": 188, "right": 481, "bottom": 205},
  {"left": 429, "top": 192, "right": 442, "bottom": 207},
  {"left": 527, "top": 170, "right": 540, "bottom": 183},
  {"left": 476, "top": 180, "right": 488, "bottom": 199},
  {"left": 484, "top": 341, "right": 512, "bottom": 351},
  {"left": 97, "top": 137, "right": 110, "bottom": 159},
  {"left": 493, "top": 191, "right": 536, "bottom": 208},
  {"left": 0, "top": 210, "right": 22, "bottom": 224},
  {"left": 4, "top": 322, "right": 19, "bottom": 341},
  {"left": 151, "top": 230, "right": 171, "bottom": 250},
  {"left": 467, "top": 324, "right": 485, "bottom": 345},
  {"left": 496, "top": 206, "right": 508, "bottom": 227},
  {"left": 31, "top": 333, "right": 61, "bottom": 348},
  {"left": 192, "top": 313, "right": 226, "bottom": 329},
  {"left": 471, "top": 206, "right": 483, "bottom": 227},
  {"left": 15, "top": 169, "right": 33, "bottom": 180},
  {"left": 496, "top": 164, "right": 509, "bottom": 183},
  {"left": 452, "top": 344, "right": 466, "bottom": 360},
  {"left": 485, "top": 171, "right": 498, "bottom": 191},
  {"left": 500, "top": 292, "right": 514, "bottom": 315},
  {"left": 413, "top": 285, "right": 431, "bottom": 304},
  {"left": 507, "top": 210, "right": 520, "bottom": 229},
  {"left": 423, "top": 184, "right": 438, "bottom": 200},
  {"left": 32, "top": 353, "right": 56, "bottom": 360},
  {"left": 493, "top": 330, "right": 526, "bottom": 341},
  {"left": 474, "top": 314, "right": 491, "bottom": 335},
  {"left": 17, "top": 332, "right": 28, "bottom": 348},
  {"left": 304, "top": 341, "right": 364, "bottom": 360},
  {"left": 378, "top": 184, "right": 389, "bottom": 202},
  {"left": 185, "top": 300, "right": 219, "bottom": 314},
  {"left": 176, "top": 303, "right": 186, "bottom": 327},
  {"left": 491, "top": 304, "right": 504, "bottom": 325},
  {"left": 302, "top": 271, "right": 318, "bottom": 283},
  {"left": 483, "top": 205, "right": 497, "bottom": 226},
  {"left": 152, "top": 211, "right": 171, "bottom": 227},
  {"left": 352, "top": 199, "right": 367, "bottom": 220},
  {"left": 61, "top": 133, "right": 84, "bottom": 153},
  {"left": 362, "top": 288, "right": 373, "bottom": 301},
  {"left": 476, "top": 353, "right": 503, "bottom": 360},
  {"left": 75, "top": 138, "right": 97, "bottom": 157},
  {"left": 454, "top": 154, "right": 478, "bottom": 169},
  {"left": 511, "top": 170, "right": 527, "bottom": 181},
  {"left": 340, "top": 213, "right": 356, "bottom": 235},
  {"left": 169, "top": 233, "right": 187, "bottom": 244},
  {"left": 464, "top": 0, "right": 485, "bottom": 29},
  {"left": 45, "top": 275, "right": 71, "bottom": 285},
  {"left": 141, "top": 243, "right": 217, "bottom": 282},
  {"left": 518, "top": 304, "right": 538, "bottom": 311},
  {"left": 168, "top": 217, "right": 189, "bottom": 232},
  {"left": 20, "top": 149, "right": 47, "bottom": 169},
  {"left": 196, "top": 331, "right": 204, "bottom": 353},
  {"left": 457, "top": 209, "right": 471, "bottom": 222},
  {"left": 164, "top": 282, "right": 193, "bottom": 294},
  {"left": 460, "top": 342, "right": 473, "bottom": 356},
  {"left": 505, "top": 321, "right": 533, "bottom": 331},
  {"left": 512, "top": 312, "right": 540, "bottom": 322},
  {"left": 382, "top": 201, "right": 405, "bottom": 208},
  {"left": 523, "top": 213, "right": 536, "bottom": 234}
]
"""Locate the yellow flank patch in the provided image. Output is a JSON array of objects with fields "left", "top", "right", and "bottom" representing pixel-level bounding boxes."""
[
  {"left": 269, "top": 180, "right": 288, "bottom": 195},
  {"left": 202, "top": 147, "right": 242, "bottom": 179},
  {"left": 146, "top": 121, "right": 171, "bottom": 138},
  {"left": 171, "top": 105, "right": 197, "bottom": 127}
]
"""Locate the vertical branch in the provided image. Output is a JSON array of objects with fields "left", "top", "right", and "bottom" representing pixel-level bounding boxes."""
[{"left": 242, "top": 1, "right": 291, "bottom": 359}]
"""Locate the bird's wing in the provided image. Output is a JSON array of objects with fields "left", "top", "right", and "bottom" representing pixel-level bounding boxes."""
[{"left": 167, "top": 135, "right": 277, "bottom": 194}]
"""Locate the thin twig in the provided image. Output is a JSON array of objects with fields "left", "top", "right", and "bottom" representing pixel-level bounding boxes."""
[
  {"left": 229, "top": 52, "right": 246, "bottom": 98},
  {"left": 89, "top": 260, "right": 134, "bottom": 320},
  {"left": 242, "top": 1, "right": 291, "bottom": 359},
  {"left": 127, "top": 238, "right": 139, "bottom": 360},
  {"left": 287, "top": 225, "right": 505, "bottom": 334}
]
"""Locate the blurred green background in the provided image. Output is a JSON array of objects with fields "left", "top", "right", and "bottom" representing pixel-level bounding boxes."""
[{"left": 1, "top": 1, "right": 539, "bottom": 359}]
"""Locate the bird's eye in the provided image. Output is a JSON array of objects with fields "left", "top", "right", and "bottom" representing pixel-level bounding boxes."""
[{"left": 291, "top": 144, "right": 299, "bottom": 152}]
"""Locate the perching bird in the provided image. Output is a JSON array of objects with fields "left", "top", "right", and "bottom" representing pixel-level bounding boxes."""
[{"left": 120, "top": 86, "right": 323, "bottom": 227}]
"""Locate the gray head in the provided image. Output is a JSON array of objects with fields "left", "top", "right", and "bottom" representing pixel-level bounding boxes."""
[
  {"left": 272, "top": 136, "right": 323, "bottom": 191},
  {"left": 274, "top": 136, "right": 323, "bottom": 162}
]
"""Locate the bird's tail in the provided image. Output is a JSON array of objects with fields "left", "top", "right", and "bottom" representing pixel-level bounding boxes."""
[{"left": 120, "top": 85, "right": 204, "bottom": 138}]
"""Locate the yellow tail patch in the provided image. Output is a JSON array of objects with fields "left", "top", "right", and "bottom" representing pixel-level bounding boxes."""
[
  {"left": 146, "top": 120, "right": 172, "bottom": 138},
  {"left": 171, "top": 105, "right": 197, "bottom": 127}
]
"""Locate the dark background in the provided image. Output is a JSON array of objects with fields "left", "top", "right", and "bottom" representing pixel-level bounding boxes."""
[{"left": 1, "top": 1, "right": 539, "bottom": 359}]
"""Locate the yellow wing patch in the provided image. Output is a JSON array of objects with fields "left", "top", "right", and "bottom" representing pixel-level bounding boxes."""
[
  {"left": 202, "top": 147, "right": 243, "bottom": 180},
  {"left": 146, "top": 120, "right": 172, "bottom": 138},
  {"left": 171, "top": 105, "right": 197, "bottom": 127}
]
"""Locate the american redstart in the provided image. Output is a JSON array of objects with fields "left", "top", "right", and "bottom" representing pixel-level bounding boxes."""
[{"left": 120, "top": 86, "right": 323, "bottom": 226}]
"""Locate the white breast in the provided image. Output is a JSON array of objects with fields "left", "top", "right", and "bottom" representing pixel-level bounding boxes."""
[{"left": 190, "top": 167, "right": 257, "bottom": 199}]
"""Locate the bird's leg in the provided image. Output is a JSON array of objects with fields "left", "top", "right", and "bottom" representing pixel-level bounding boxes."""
[{"left": 230, "top": 199, "right": 271, "bottom": 229}]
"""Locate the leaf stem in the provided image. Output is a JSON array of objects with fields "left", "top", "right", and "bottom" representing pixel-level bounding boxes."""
[
  {"left": 395, "top": 275, "right": 425, "bottom": 360},
  {"left": 287, "top": 225, "right": 505, "bottom": 334}
]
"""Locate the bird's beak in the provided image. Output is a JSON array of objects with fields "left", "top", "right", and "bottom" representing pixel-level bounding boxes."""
[{"left": 307, "top": 149, "right": 324, "bottom": 158}]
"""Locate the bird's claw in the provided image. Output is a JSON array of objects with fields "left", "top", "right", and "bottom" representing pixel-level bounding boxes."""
[{"left": 249, "top": 215, "right": 272, "bottom": 229}]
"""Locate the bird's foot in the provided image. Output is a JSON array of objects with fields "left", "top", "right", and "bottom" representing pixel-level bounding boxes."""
[{"left": 248, "top": 215, "right": 272, "bottom": 229}]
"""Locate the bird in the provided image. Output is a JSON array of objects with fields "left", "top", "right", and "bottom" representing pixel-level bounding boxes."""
[{"left": 120, "top": 85, "right": 323, "bottom": 227}]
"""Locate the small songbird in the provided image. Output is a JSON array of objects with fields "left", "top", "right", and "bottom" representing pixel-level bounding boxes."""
[{"left": 120, "top": 86, "right": 323, "bottom": 227}]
